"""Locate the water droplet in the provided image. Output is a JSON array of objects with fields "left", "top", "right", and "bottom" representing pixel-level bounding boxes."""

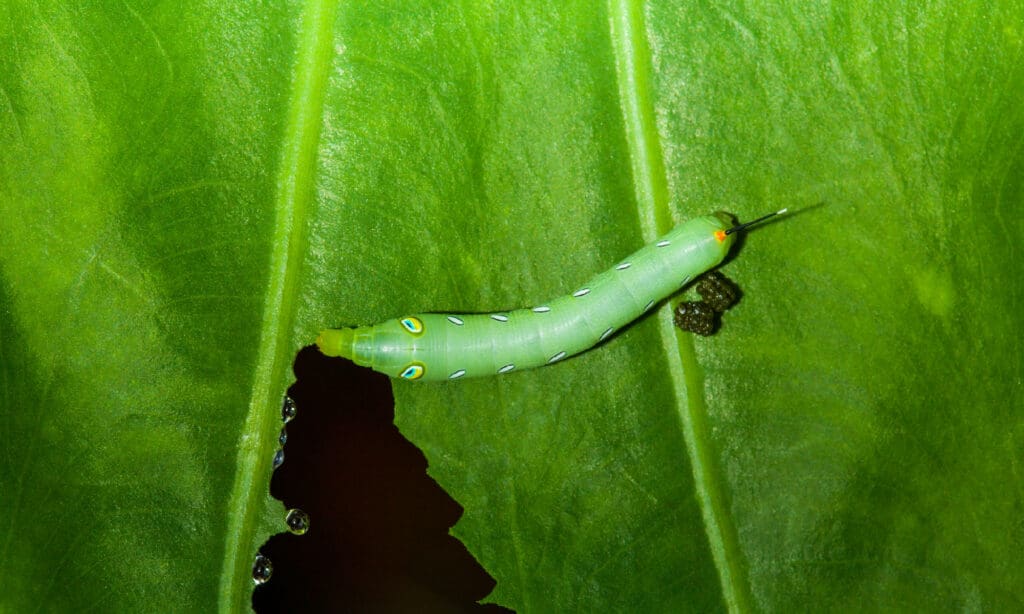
[
  {"left": 272, "top": 448, "right": 285, "bottom": 470},
  {"left": 285, "top": 508, "right": 311, "bottom": 535},
  {"left": 278, "top": 426, "right": 288, "bottom": 446},
  {"left": 281, "top": 396, "right": 297, "bottom": 422},
  {"left": 252, "top": 554, "right": 273, "bottom": 585}
]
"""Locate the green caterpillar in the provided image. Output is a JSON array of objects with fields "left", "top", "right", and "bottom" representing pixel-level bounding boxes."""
[{"left": 318, "top": 210, "right": 785, "bottom": 381}]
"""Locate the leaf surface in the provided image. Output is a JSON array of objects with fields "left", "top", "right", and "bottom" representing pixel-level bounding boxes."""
[{"left": 1, "top": 1, "right": 1022, "bottom": 612}]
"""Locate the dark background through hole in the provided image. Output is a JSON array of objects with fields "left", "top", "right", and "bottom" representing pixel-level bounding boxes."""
[{"left": 253, "top": 346, "right": 513, "bottom": 612}]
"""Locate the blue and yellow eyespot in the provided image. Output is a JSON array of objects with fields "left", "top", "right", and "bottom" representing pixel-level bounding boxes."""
[
  {"left": 399, "top": 363, "right": 425, "bottom": 380},
  {"left": 400, "top": 316, "right": 424, "bottom": 335}
]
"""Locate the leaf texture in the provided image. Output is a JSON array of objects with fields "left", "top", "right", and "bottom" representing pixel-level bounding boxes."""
[{"left": 1, "top": 1, "right": 1022, "bottom": 612}]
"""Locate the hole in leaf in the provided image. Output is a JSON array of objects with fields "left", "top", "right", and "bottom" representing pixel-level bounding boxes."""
[{"left": 253, "top": 346, "right": 511, "bottom": 612}]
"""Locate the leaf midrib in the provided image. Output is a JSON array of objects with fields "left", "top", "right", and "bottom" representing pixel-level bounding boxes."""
[
  {"left": 607, "top": 1, "right": 751, "bottom": 611},
  {"left": 217, "top": 1, "right": 340, "bottom": 611}
]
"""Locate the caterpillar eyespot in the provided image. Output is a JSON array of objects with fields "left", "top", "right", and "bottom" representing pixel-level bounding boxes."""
[
  {"left": 400, "top": 363, "right": 426, "bottom": 380},
  {"left": 400, "top": 317, "right": 424, "bottom": 335},
  {"left": 317, "top": 209, "right": 787, "bottom": 381}
]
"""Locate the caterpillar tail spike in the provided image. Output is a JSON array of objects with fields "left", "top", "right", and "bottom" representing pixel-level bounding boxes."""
[
  {"left": 317, "top": 209, "right": 787, "bottom": 381},
  {"left": 725, "top": 207, "right": 787, "bottom": 235}
]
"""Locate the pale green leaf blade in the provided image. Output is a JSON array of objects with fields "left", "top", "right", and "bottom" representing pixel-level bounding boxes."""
[{"left": 0, "top": 2, "right": 305, "bottom": 610}]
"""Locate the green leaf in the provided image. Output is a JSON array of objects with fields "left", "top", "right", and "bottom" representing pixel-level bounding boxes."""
[
  {"left": 0, "top": 1, "right": 306, "bottom": 610},
  {"left": 2, "top": 1, "right": 1022, "bottom": 612}
]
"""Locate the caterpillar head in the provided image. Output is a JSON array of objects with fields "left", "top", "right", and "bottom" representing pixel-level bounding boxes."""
[{"left": 316, "top": 328, "right": 352, "bottom": 358}]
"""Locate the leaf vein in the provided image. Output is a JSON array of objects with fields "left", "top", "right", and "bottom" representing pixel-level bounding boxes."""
[
  {"left": 216, "top": 0, "right": 340, "bottom": 609},
  {"left": 607, "top": 2, "right": 752, "bottom": 611}
]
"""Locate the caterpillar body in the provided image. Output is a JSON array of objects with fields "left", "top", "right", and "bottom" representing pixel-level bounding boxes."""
[{"left": 317, "top": 210, "right": 784, "bottom": 382}]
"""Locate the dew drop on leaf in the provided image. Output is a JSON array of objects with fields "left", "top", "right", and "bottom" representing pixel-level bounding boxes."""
[
  {"left": 278, "top": 426, "right": 287, "bottom": 446},
  {"left": 281, "top": 396, "right": 297, "bottom": 422},
  {"left": 284, "top": 508, "right": 310, "bottom": 535},
  {"left": 252, "top": 554, "right": 273, "bottom": 585},
  {"left": 272, "top": 448, "right": 285, "bottom": 470}
]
